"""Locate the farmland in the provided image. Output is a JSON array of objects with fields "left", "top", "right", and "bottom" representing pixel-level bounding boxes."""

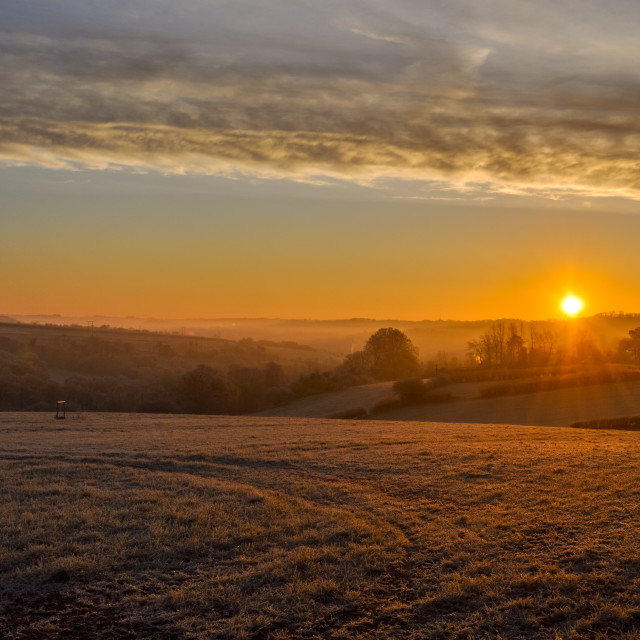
[{"left": 3, "top": 413, "right": 640, "bottom": 638}]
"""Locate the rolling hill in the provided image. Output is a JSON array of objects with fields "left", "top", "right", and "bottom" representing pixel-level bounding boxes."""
[
  {"left": 3, "top": 413, "right": 640, "bottom": 638},
  {"left": 260, "top": 378, "right": 640, "bottom": 427}
]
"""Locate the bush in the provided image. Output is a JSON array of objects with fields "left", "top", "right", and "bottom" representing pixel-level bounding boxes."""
[
  {"left": 393, "top": 375, "right": 453, "bottom": 405},
  {"left": 393, "top": 378, "right": 429, "bottom": 404}
]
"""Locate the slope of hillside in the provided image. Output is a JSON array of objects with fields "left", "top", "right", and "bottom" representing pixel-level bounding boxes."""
[
  {"left": 261, "top": 378, "right": 640, "bottom": 427},
  {"left": 374, "top": 379, "right": 640, "bottom": 427},
  {"left": 0, "top": 321, "right": 339, "bottom": 413},
  {"left": 4, "top": 413, "right": 640, "bottom": 638},
  {"left": 257, "top": 380, "right": 397, "bottom": 417}
]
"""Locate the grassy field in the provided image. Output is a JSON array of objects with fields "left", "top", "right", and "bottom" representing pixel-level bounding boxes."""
[
  {"left": 3, "top": 413, "right": 640, "bottom": 639},
  {"left": 258, "top": 381, "right": 397, "bottom": 419},
  {"left": 260, "top": 377, "right": 640, "bottom": 427},
  {"left": 374, "top": 379, "right": 640, "bottom": 427}
]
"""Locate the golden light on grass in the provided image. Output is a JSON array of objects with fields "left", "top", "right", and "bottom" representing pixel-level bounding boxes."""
[
  {"left": 562, "top": 295, "right": 584, "bottom": 316},
  {"left": 7, "top": 414, "right": 640, "bottom": 637}
]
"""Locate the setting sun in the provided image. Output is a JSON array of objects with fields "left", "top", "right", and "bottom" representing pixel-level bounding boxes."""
[{"left": 562, "top": 295, "right": 584, "bottom": 316}]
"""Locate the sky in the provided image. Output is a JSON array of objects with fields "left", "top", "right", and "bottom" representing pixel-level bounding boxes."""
[{"left": 2, "top": 0, "right": 640, "bottom": 321}]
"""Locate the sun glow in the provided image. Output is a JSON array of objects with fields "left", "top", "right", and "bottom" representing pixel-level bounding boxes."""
[{"left": 561, "top": 295, "right": 584, "bottom": 316}]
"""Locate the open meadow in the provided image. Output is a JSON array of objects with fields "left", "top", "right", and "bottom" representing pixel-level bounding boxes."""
[
  {"left": 3, "top": 413, "right": 640, "bottom": 639},
  {"left": 259, "top": 376, "right": 640, "bottom": 427}
]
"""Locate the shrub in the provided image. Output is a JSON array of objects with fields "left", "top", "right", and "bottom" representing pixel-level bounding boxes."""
[
  {"left": 393, "top": 378, "right": 429, "bottom": 404},
  {"left": 393, "top": 375, "right": 453, "bottom": 405}
]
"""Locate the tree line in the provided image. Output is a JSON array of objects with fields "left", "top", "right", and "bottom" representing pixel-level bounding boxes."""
[
  {"left": 466, "top": 320, "right": 640, "bottom": 368},
  {"left": 0, "top": 327, "right": 422, "bottom": 414},
  {"left": 5, "top": 320, "right": 640, "bottom": 415}
]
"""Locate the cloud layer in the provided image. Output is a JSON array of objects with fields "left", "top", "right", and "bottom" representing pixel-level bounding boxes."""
[{"left": 2, "top": 0, "right": 640, "bottom": 198}]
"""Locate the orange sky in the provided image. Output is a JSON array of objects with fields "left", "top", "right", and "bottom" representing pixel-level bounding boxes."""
[
  {"left": 2, "top": 169, "right": 638, "bottom": 321},
  {"left": 2, "top": 2, "right": 640, "bottom": 321}
]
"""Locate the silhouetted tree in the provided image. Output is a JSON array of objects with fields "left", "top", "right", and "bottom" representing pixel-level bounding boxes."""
[
  {"left": 340, "top": 350, "right": 371, "bottom": 376},
  {"left": 177, "top": 365, "right": 239, "bottom": 414},
  {"left": 621, "top": 327, "right": 640, "bottom": 362},
  {"left": 471, "top": 322, "right": 548, "bottom": 368},
  {"left": 363, "top": 328, "right": 421, "bottom": 381},
  {"left": 467, "top": 334, "right": 494, "bottom": 367},
  {"left": 491, "top": 322, "right": 505, "bottom": 366},
  {"left": 506, "top": 333, "right": 526, "bottom": 366}
]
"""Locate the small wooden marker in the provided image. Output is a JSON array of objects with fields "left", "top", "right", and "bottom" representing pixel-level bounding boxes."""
[{"left": 56, "top": 400, "right": 66, "bottom": 420}]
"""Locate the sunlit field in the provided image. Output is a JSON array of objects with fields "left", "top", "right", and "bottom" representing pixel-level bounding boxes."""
[{"left": 3, "top": 413, "right": 640, "bottom": 639}]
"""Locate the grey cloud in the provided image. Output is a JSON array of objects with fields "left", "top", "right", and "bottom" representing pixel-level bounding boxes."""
[{"left": 1, "top": 1, "right": 639, "bottom": 198}]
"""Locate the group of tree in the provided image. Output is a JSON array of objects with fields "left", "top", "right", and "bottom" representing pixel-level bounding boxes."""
[
  {"left": 0, "top": 334, "right": 291, "bottom": 414},
  {"left": 619, "top": 327, "right": 640, "bottom": 362},
  {"left": 274, "top": 328, "right": 423, "bottom": 399},
  {"left": 342, "top": 328, "right": 421, "bottom": 380},
  {"left": 466, "top": 320, "right": 617, "bottom": 369},
  {"left": 0, "top": 327, "right": 426, "bottom": 414},
  {"left": 467, "top": 322, "right": 529, "bottom": 368},
  {"left": 24, "top": 319, "right": 640, "bottom": 414},
  {"left": 12, "top": 318, "right": 640, "bottom": 416},
  {"left": 0, "top": 324, "right": 429, "bottom": 414},
  {"left": 171, "top": 328, "right": 424, "bottom": 412}
]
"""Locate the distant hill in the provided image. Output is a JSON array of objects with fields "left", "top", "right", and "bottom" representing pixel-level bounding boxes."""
[
  {"left": 0, "top": 321, "right": 339, "bottom": 413},
  {"left": 9, "top": 312, "right": 640, "bottom": 362},
  {"left": 0, "top": 321, "right": 333, "bottom": 368}
]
